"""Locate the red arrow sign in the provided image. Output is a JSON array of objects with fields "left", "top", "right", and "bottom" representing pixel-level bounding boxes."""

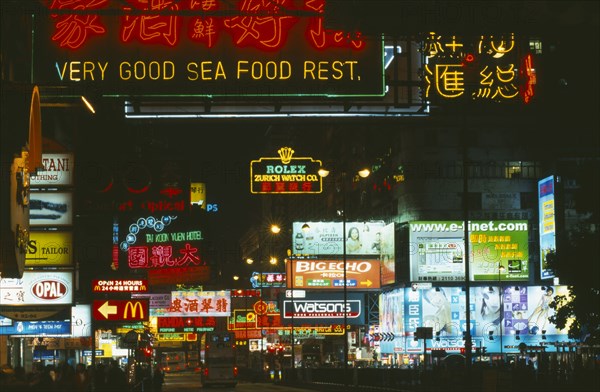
[{"left": 92, "top": 299, "right": 149, "bottom": 321}]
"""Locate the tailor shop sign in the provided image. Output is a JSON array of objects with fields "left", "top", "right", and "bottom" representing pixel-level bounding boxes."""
[
  {"left": 25, "top": 231, "right": 73, "bottom": 267},
  {"left": 32, "top": 0, "right": 384, "bottom": 98},
  {"left": 251, "top": 147, "right": 323, "bottom": 194}
]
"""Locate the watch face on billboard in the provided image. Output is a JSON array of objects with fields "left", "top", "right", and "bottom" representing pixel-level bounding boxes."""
[{"left": 409, "top": 220, "right": 529, "bottom": 282}]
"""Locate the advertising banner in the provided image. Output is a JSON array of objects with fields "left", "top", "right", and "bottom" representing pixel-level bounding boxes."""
[
  {"left": 409, "top": 220, "right": 529, "bottom": 282},
  {"left": 25, "top": 231, "right": 73, "bottom": 267},
  {"left": 29, "top": 153, "right": 74, "bottom": 187},
  {"left": 0, "top": 271, "right": 74, "bottom": 306},
  {"left": 281, "top": 291, "right": 365, "bottom": 325},
  {"left": 157, "top": 316, "right": 216, "bottom": 333},
  {"left": 29, "top": 192, "right": 73, "bottom": 226},
  {"left": 377, "top": 285, "right": 572, "bottom": 355},
  {"left": 538, "top": 176, "right": 557, "bottom": 280},
  {"left": 292, "top": 221, "right": 387, "bottom": 256},
  {"left": 287, "top": 259, "right": 380, "bottom": 290}
]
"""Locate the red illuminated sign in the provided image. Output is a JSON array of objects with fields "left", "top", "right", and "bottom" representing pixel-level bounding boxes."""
[
  {"left": 33, "top": 1, "right": 384, "bottom": 97},
  {"left": 147, "top": 266, "right": 210, "bottom": 286},
  {"left": 92, "top": 279, "right": 148, "bottom": 293},
  {"left": 92, "top": 299, "right": 149, "bottom": 321}
]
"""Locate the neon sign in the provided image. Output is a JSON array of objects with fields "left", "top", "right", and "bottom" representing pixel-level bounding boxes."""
[
  {"left": 34, "top": 1, "right": 384, "bottom": 97},
  {"left": 250, "top": 147, "right": 323, "bottom": 194},
  {"left": 421, "top": 32, "right": 535, "bottom": 104}
]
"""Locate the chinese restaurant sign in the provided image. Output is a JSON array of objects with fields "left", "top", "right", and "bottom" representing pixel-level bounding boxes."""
[
  {"left": 33, "top": 0, "right": 384, "bottom": 98},
  {"left": 165, "top": 290, "right": 231, "bottom": 317},
  {"left": 421, "top": 33, "right": 536, "bottom": 104},
  {"left": 251, "top": 147, "right": 323, "bottom": 194}
]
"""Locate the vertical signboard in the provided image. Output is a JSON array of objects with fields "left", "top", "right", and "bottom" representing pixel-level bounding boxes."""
[{"left": 538, "top": 176, "right": 556, "bottom": 280}]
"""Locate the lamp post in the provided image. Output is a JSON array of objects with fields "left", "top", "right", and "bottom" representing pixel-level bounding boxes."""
[
  {"left": 318, "top": 166, "right": 370, "bottom": 385},
  {"left": 498, "top": 265, "right": 505, "bottom": 360}
]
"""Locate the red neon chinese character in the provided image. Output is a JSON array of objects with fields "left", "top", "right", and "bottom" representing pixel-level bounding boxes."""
[
  {"left": 121, "top": 0, "right": 181, "bottom": 47},
  {"left": 304, "top": 0, "right": 364, "bottom": 50},
  {"left": 128, "top": 246, "right": 149, "bottom": 268},
  {"left": 149, "top": 245, "right": 176, "bottom": 267},
  {"left": 177, "top": 243, "right": 201, "bottom": 266},
  {"left": 275, "top": 182, "right": 286, "bottom": 192},
  {"left": 184, "top": 298, "right": 200, "bottom": 313},
  {"left": 261, "top": 182, "right": 272, "bottom": 192},
  {"left": 223, "top": 0, "right": 298, "bottom": 51},
  {"left": 169, "top": 297, "right": 183, "bottom": 313},
  {"left": 50, "top": 0, "right": 109, "bottom": 50},
  {"left": 188, "top": 0, "right": 221, "bottom": 47}
]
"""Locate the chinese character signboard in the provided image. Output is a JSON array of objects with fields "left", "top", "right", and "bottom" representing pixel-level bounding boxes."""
[
  {"left": 33, "top": 1, "right": 384, "bottom": 98},
  {"left": 118, "top": 214, "right": 204, "bottom": 270},
  {"left": 251, "top": 147, "right": 323, "bottom": 194},
  {"left": 166, "top": 290, "right": 230, "bottom": 317},
  {"left": 420, "top": 33, "right": 536, "bottom": 104}
]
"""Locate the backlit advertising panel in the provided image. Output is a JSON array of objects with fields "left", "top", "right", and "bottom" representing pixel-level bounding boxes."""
[
  {"left": 538, "top": 176, "right": 557, "bottom": 280},
  {"left": 29, "top": 192, "right": 73, "bottom": 226},
  {"left": 286, "top": 259, "right": 380, "bottom": 290},
  {"left": 0, "top": 271, "right": 74, "bottom": 306},
  {"left": 281, "top": 291, "right": 365, "bottom": 325},
  {"left": 29, "top": 153, "right": 74, "bottom": 187},
  {"left": 409, "top": 220, "right": 529, "bottom": 282},
  {"left": 32, "top": 1, "right": 384, "bottom": 98},
  {"left": 377, "top": 285, "right": 572, "bottom": 355},
  {"left": 165, "top": 290, "right": 231, "bottom": 317},
  {"left": 25, "top": 231, "right": 73, "bottom": 267},
  {"left": 292, "top": 221, "right": 387, "bottom": 256}
]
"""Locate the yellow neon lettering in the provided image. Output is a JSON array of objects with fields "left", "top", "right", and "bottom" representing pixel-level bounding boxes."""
[
  {"left": 304, "top": 61, "right": 316, "bottom": 79},
  {"left": 69, "top": 61, "right": 81, "bottom": 81},
  {"left": 237, "top": 60, "right": 249, "bottom": 79}
]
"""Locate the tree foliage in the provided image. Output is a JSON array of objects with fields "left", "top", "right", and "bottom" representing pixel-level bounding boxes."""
[{"left": 547, "top": 163, "right": 600, "bottom": 343}]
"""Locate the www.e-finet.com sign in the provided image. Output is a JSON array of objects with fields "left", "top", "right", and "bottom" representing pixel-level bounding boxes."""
[{"left": 250, "top": 147, "right": 323, "bottom": 194}]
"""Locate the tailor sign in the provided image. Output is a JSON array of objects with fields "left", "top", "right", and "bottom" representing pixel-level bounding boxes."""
[
  {"left": 32, "top": 1, "right": 384, "bottom": 98},
  {"left": 25, "top": 231, "right": 73, "bottom": 267},
  {"left": 92, "top": 299, "right": 149, "bottom": 321},
  {"left": 251, "top": 147, "right": 323, "bottom": 194}
]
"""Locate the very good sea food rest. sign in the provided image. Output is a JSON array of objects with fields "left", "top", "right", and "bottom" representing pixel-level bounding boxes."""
[{"left": 33, "top": 0, "right": 384, "bottom": 98}]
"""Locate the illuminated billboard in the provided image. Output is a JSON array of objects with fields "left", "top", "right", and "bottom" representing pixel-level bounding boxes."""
[
  {"left": 29, "top": 153, "right": 74, "bottom": 187},
  {"left": 286, "top": 259, "right": 380, "bottom": 290},
  {"left": 165, "top": 290, "right": 231, "bottom": 317},
  {"left": 251, "top": 147, "right": 323, "bottom": 194},
  {"left": 281, "top": 291, "right": 365, "bottom": 325},
  {"left": 292, "top": 221, "right": 387, "bottom": 256},
  {"left": 538, "top": 176, "right": 557, "bottom": 280},
  {"left": 378, "top": 285, "right": 572, "bottom": 355},
  {"left": 409, "top": 220, "right": 529, "bottom": 282},
  {"left": 25, "top": 231, "right": 73, "bottom": 267},
  {"left": 32, "top": 1, "right": 384, "bottom": 98},
  {"left": 0, "top": 271, "right": 74, "bottom": 306}
]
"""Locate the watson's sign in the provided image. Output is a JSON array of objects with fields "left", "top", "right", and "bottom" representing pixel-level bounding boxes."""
[
  {"left": 251, "top": 147, "right": 323, "bottom": 194},
  {"left": 33, "top": 0, "right": 384, "bottom": 98}
]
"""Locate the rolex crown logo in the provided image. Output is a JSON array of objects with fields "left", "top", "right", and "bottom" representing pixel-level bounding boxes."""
[{"left": 278, "top": 147, "right": 295, "bottom": 164}]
